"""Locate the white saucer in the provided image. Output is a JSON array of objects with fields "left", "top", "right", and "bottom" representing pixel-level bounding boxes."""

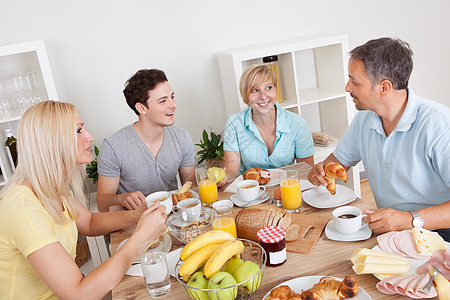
[
  {"left": 325, "top": 220, "right": 372, "bottom": 242},
  {"left": 230, "top": 191, "right": 269, "bottom": 207}
]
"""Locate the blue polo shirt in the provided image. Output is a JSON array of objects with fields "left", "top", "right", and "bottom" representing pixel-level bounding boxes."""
[
  {"left": 334, "top": 89, "right": 450, "bottom": 211},
  {"left": 224, "top": 102, "right": 314, "bottom": 174}
]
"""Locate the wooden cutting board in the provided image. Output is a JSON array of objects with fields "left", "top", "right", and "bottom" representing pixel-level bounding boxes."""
[{"left": 286, "top": 214, "right": 330, "bottom": 254}]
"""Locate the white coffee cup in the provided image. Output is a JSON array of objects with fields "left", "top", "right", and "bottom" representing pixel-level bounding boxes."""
[
  {"left": 237, "top": 179, "right": 266, "bottom": 201},
  {"left": 332, "top": 206, "right": 368, "bottom": 235},
  {"left": 146, "top": 191, "right": 173, "bottom": 215},
  {"left": 177, "top": 198, "right": 201, "bottom": 222}
]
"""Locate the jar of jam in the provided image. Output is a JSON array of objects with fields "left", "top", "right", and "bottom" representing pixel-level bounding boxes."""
[{"left": 257, "top": 226, "right": 286, "bottom": 267}]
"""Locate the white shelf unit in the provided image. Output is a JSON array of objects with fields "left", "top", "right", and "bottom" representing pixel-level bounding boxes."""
[
  {"left": 0, "top": 40, "right": 59, "bottom": 187},
  {"left": 217, "top": 34, "right": 360, "bottom": 197}
]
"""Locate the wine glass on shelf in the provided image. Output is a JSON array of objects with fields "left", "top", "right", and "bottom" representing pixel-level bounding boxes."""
[
  {"left": 0, "top": 81, "right": 12, "bottom": 119},
  {"left": 12, "top": 73, "right": 33, "bottom": 115},
  {"left": 27, "top": 71, "right": 44, "bottom": 105}
]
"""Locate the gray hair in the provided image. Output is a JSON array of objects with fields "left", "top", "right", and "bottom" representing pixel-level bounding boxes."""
[{"left": 349, "top": 37, "right": 414, "bottom": 90}]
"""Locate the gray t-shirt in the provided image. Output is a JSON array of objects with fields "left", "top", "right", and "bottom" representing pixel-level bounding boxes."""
[{"left": 98, "top": 124, "right": 195, "bottom": 196}]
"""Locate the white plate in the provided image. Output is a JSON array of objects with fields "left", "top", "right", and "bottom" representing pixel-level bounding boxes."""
[
  {"left": 264, "top": 169, "right": 284, "bottom": 187},
  {"left": 325, "top": 220, "right": 372, "bottom": 242},
  {"left": 302, "top": 184, "right": 357, "bottom": 209},
  {"left": 230, "top": 191, "right": 269, "bottom": 207},
  {"left": 116, "top": 234, "right": 172, "bottom": 263},
  {"left": 263, "top": 275, "right": 372, "bottom": 299}
]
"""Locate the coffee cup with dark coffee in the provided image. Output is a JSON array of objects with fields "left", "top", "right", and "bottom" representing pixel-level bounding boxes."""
[{"left": 332, "top": 206, "right": 368, "bottom": 235}]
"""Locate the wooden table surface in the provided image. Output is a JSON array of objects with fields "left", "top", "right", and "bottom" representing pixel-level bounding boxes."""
[{"left": 110, "top": 163, "right": 436, "bottom": 300}]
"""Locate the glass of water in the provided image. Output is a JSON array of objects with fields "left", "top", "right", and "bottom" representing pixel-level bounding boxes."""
[{"left": 139, "top": 240, "right": 171, "bottom": 297}]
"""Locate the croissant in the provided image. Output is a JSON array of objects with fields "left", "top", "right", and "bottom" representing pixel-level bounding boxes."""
[
  {"left": 243, "top": 167, "right": 270, "bottom": 185},
  {"left": 171, "top": 191, "right": 193, "bottom": 205},
  {"left": 266, "top": 285, "right": 302, "bottom": 300},
  {"left": 300, "top": 276, "right": 358, "bottom": 300},
  {"left": 323, "top": 163, "right": 348, "bottom": 195}
]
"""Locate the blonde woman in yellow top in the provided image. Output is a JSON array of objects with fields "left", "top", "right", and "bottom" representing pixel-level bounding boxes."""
[{"left": 0, "top": 101, "right": 167, "bottom": 299}]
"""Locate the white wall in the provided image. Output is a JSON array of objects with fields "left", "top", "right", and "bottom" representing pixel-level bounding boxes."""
[{"left": 1, "top": 0, "right": 449, "bottom": 158}]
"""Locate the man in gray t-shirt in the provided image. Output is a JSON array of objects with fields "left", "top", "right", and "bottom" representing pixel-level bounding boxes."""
[{"left": 97, "top": 69, "right": 195, "bottom": 212}]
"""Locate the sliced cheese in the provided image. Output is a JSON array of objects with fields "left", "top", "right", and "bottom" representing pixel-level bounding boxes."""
[
  {"left": 352, "top": 263, "right": 409, "bottom": 275},
  {"left": 349, "top": 248, "right": 408, "bottom": 260},
  {"left": 351, "top": 254, "right": 409, "bottom": 265},
  {"left": 434, "top": 274, "right": 450, "bottom": 300},
  {"left": 412, "top": 228, "right": 447, "bottom": 256}
]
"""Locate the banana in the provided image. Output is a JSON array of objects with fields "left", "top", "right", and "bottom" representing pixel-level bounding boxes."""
[
  {"left": 178, "top": 243, "right": 221, "bottom": 277},
  {"left": 180, "top": 230, "right": 235, "bottom": 261},
  {"left": 204, "top": 240, "right": 245, "bottom": 278}
]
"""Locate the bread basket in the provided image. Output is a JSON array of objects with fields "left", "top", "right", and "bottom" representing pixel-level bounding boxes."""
[{"left": 176, "top": 239, "right": 267, "bottom": 299}]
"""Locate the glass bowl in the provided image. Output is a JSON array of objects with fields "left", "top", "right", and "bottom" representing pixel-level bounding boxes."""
[
  {"left": 166, "top": 207, "right": 216, "bottom": 244},
  {"left": 176, "top": 239, "right": 266, "bottom": 299}
]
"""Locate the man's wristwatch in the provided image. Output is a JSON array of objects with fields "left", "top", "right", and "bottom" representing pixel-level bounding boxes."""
[{"left": 409, "top": 210, "right": 424, "bottom": 228}]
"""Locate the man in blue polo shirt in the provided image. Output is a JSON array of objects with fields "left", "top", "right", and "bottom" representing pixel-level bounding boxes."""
[{"left": 308, "top": 37, "right": 450, "bottom": 240}]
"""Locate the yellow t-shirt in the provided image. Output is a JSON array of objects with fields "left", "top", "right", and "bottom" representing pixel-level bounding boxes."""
[{"left": 0, "top": 185, "right": 78, "bottom": 300}]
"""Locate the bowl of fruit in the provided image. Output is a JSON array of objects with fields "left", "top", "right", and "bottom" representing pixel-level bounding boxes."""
[
  {"left": 166, "top": 207, "right": 217, "bottom": 244},
  {"left": 175, "top": 230, "right": 267, "bottom": 300}
]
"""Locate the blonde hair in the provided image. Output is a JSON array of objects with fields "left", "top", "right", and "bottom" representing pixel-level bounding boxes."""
[
  {"left": 0, "top": 101, "right": 86, "bottom": 224},
  {"left": 239, "top": 64, "right": 277, "bottom": 105}
]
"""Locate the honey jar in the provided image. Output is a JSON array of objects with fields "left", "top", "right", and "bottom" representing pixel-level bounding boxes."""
[{"left": 257, "top": 226, "right": 286, "bottom": 267}]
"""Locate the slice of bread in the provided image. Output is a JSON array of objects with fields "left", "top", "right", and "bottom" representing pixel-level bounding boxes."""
[{"left": 286, "top": 224, "right": 300, "bottom": 241}]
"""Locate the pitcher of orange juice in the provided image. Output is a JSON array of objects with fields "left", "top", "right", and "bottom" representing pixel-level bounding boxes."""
[
  {"left": 280, "top": 170, "right": 301, "bottom": 213},
  {"left": 195, "top": 168, "right": 218, "bottom": 206}
]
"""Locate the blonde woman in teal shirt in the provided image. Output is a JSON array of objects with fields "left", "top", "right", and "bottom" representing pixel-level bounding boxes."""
[{"left": 222, "top": 64, "right": 314, "bottom": 185}]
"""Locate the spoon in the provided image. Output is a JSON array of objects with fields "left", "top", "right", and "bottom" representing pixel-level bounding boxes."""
[{"left": 424, "top": 265, "right": 440, "bottom": 293}]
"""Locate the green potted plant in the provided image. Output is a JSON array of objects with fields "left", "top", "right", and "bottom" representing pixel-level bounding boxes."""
[
  {"left": 86, "top": 145, "right": 99, "bottom": 184},
  {"left": 196, "top": 129, "right": 224, "bottom": 168}
]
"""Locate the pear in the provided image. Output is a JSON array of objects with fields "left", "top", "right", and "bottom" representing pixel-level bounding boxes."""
[{"left": 207, "top": 167, "right": 226, "bottom": 183}]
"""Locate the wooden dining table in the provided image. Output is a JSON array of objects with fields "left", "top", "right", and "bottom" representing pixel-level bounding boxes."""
[{"left": 110, "top": 163, "right": 436, "bottom": 300}]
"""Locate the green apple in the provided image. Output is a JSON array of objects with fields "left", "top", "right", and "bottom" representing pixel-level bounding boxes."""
[
  {"left": 186, "top": 271, "right": 209, "bottom": 300},
  {"left": 233, "top": 261, "right": 261, "bottom": 293},
  {"left": 207, "top": 271, "right": 237, "bottom": 300},
  {"left": 222, "top": 258, "right": 244, "bottom": 276}
]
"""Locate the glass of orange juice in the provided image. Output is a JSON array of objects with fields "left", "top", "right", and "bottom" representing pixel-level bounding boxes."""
[
  {"left": 195, "top": 168, "right": 218, "bottom": 206},
  {"left": 280, "top": 170, "right": 301, "bottom": 213},
  {"left": 212, "top": 201, "right": 237, "bottom": 237}
]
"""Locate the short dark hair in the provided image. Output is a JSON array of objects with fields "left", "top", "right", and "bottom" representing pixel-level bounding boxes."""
[
  {"left": 123, "top": 69, "right": 168, "bottom": 115},
  {"left": 349, "top": 37, "right": 414, "bottom": 90}
]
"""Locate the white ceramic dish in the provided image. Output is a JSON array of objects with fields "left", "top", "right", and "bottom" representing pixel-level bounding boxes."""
[
  {"left": 263, "top": 275, "right": 372, "bottom": 299},
  {"left": 325, "top": 220, "right": 372, "bottom": 242},
  {"left": 302, "top": 184, "right": 357, "bottom": 209},
  {"left": 116, "top": 234, "right": 172, "bottom": 263},
  {"left": 230, "top": 191, "right": 269, "bottom": 207}
]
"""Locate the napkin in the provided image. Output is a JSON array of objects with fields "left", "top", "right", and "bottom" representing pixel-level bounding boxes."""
[
  {"left": 126, "top": 263, "right": 143, "bottom": 277},
  {"left": 224, "top": 175, "right": 243, "bottom": 193},
  {"left": 300, "top": 180, "right": 316, "bottom": 191},
  {"left": 125, "top": 248, "right": 183, "bottom": 277}
]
